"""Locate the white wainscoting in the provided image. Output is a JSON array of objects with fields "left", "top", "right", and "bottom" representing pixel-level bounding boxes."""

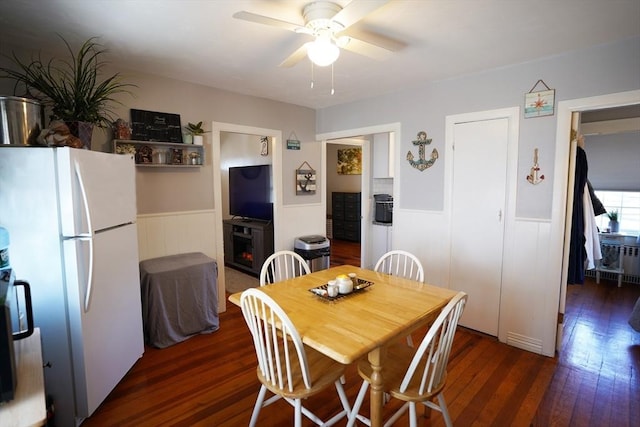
[
  {"left": 501, "top": 218, "right": 555, "bottom": 356},
  {"left": 394, "top": 207, "right": 558, "bottom": 356},
  {"left": 137, "top": 210, "right": 217, "bottom": 260},
  {"left": 136, "top": 210, "right": 226, "bottom": 311}
]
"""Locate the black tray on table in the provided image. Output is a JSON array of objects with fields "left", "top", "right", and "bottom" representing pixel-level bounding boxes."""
[{"left": 309, "top": 278, "right": 374, "bottom": 302}]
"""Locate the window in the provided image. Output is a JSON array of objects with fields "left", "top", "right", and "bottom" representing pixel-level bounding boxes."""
[{"left": 593, "top": 190, "right": 640, "bottom": 235}]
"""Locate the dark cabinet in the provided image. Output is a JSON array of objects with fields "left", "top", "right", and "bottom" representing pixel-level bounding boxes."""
[
  {"left": 223, "top": 219, "right": 274, "bottom": 276},
  {"left": 332, "top": 192, "right": 361, "bottom": 242}
]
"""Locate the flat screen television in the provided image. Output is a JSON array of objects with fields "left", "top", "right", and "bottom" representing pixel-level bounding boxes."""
[{"left": 228, "top": 165, "right": 273, "bottom": 221}]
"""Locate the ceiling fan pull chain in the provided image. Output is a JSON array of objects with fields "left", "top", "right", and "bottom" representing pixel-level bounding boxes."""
[
  {"left": 331, "top": 63, "right": 335, "bottom": 95},
  {"left": 310, "top": 61, "right": 315, "bottom": 89}
]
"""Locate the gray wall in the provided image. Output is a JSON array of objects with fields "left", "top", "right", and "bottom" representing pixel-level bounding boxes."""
[
  {"left": 3, "top": 37, "right": 638, "bottom": 219},
  {"left": 584, "top": 131, "right": 640, "bottom": 191},
  {"left": 316, "top": 37, "right": 640, "bottom": 220},
  {"left": 0, "top": 52, "right": 317, "bottom": 215}
]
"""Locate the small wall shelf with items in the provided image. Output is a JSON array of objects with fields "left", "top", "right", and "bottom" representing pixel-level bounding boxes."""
[{"left": 113, "top": 139, "right": 204, "bottom": 167}]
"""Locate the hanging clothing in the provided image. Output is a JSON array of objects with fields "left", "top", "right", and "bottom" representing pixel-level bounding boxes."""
[
  {"left": 567, "top": 147, "right": 588, "bottom": 284},
  {"left": 583, "top": 182, "right": 602, "bottom": 269},
  {"left": 587, "top": 180, "right": 607, "bottom": 217}
]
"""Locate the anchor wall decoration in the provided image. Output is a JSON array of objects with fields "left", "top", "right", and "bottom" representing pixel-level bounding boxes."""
[
  {"left": 407, "top": 131, "right": 438, "bottom": 171},
  {"left": 296, "top": 161, "right": 316, "bottom": 195},
  {"left": 526, "top": 148, "right": 545, "bottom": 185}
]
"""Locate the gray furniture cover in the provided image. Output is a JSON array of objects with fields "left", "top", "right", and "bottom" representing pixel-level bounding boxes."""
[
  {"left": 630, "top": 296, "right": 640, "bottom": 332},
  {"left": 140, "top": 252, "right": 219, "bottom": 348}
]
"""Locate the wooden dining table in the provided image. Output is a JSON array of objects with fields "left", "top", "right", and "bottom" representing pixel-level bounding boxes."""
[{"left": 228, "top": 264, "right": 458, "bottom": 427}]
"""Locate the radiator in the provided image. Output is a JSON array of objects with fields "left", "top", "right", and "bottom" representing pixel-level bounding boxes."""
[{"left": 585, "top": 243, "right": 640, "bottom": 285}]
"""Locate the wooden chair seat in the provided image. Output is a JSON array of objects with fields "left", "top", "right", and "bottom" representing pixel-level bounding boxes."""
[
  {"left": 241, "top": 288, "right": 351, "bottom": 426},
  {"left": 348, "top": 292, "right": 467, "bottom": 427},
  {"left": 258, "top": 345, "right": 346, "bottom": 400},
  {"left": 357, "top": 343, "right": 447, "bottom": 403}
]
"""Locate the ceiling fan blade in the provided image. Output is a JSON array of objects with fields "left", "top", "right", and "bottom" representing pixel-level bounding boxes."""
[
  {"left": 331, "top": 0, "right": 390, "bottom": 30},
  {"left": 340, "top": 36, "right": 395, "bottom": 60},
  {"left": 279, "top": 44, "right": 309, "bottom": 68},
  {"left": 339, "top": 27, "right": 406, "bottom": 53},
  {"left": 233, "top": 10, "right": 302, "bottom": 32}
]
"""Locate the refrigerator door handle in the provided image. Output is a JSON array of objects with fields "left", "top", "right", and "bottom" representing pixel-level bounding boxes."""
[
  {"left": 74, "top": 161, "right": 96, "bottom": 313},
  {"left": 72, "top": 234, "right": 95, "bottom": 313}
]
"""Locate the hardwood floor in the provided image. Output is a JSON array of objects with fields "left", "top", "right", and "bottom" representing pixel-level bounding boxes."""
[
  {"left": 531, "top": 278, "right": 640, "bottom": 426},
  {"left": 330, "top": 238, "right": 361, "bottom": 267},
  {"left": 76, "top": 244, "right": 639, "bottom": 426}
]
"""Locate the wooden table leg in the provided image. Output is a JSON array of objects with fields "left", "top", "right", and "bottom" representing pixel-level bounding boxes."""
[{"left": 368, "top": 347, "right": 384, "bottom": 427}]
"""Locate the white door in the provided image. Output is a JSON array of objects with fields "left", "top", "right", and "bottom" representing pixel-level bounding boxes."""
[{"left": 450, "top": 118, "right": 509, "bottom": 336}]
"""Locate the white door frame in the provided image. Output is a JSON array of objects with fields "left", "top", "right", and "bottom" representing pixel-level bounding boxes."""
[
  {"left": 318, "top": 122, "right": 401, "bottom": 267},
  {"left": 552, "top": 89, "right": 640, "bottom": 351},
  {"left": 211, "top": 122, "right": 283, "bottom": 312}
]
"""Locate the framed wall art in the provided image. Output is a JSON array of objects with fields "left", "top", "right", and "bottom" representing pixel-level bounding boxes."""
[
  {"left": 296, "top": 161, "right": 316, "bottom": 195},
  {"left": 524, "top": 79, "right": 555, "bottom": 118},
  {"left": 337, "top": 147, "right": 362, "bottom": 175}
]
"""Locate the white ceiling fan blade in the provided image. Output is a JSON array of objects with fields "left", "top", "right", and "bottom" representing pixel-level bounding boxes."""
[
  {"left": 340, "top": 36, "right": 394, "bottom": 60},
  {"left": 279, "top": 44, "right": 309, "bottom": 68},
  {"left": 233, "top": 10, "right": 302, "bottom": 33},
  {"left": 331, "top": 0, "right": 390, "bottom": 30},
  {"left": 339, "top": 27, "right": 406, "bottom": 52}
]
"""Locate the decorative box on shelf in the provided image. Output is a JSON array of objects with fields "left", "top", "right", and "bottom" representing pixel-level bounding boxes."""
[{"left": 113, "top": 139, "right": 204, "bottom": 167}]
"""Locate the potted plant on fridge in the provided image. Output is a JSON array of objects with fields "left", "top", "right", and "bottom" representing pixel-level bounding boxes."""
[
  {"left": 0, "top": 35, "right": 135, "bottom": 149},
  {"left": 184, "top": 121, "right": 209, "bottom": 145}
]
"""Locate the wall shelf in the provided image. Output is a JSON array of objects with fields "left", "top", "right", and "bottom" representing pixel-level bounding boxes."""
[{"left": 113, "top": 139, "right": 204, "bottom": 167}]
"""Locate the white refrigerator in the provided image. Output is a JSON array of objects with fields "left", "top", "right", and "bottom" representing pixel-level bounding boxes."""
[{"left": 0, "top": 146, "right": 144, "bottom": 426}]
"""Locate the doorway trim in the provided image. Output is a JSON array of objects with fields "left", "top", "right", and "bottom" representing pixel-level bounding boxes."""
[
  {"left": 211, "top": 122, "right": 283, "bottom": 312},
  {"left": 552, "top": 89, "right": 640, "bottom": 351},
  {"left": 318, "top": 122, "right": 401, "bottom": 267}
]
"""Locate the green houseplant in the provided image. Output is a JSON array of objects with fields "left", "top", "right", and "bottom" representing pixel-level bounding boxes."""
[
  {"left": 607, "top": 210, "right": 619, "bottom": 233},
  {"left": 184, "top": 121, "right": 209, "bottom": 145},
  {"left": 0, "top": 35, "right": 134, "bottom": 147}
]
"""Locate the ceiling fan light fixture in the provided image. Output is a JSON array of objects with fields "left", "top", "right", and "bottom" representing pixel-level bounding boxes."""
[
  {"left": 307, "top": 36, "right": 340, "bottom": 67},
  {"left": 336, "top": 35, "right": 351, "bottom": 48}
]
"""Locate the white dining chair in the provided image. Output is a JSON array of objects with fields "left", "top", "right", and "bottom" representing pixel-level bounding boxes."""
[
  {"left": 347, "top": 291, "right": 468, "bottom": 427},
  {"left": 240, "top": 288, "right": 351, "bottom": 427},
  {"left": 259, "top": 250, "right": 311, "bottom": 286},
  {"left": 375, "top": 250, "right": 425, "bottom": 345},
  {"left": 374, "top": 250, "right": 425, "bottom": 283}
]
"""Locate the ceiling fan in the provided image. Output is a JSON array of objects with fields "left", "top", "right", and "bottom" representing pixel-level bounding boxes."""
[{"left": 233, "top": 0, "right": 403, "bottom": 68}]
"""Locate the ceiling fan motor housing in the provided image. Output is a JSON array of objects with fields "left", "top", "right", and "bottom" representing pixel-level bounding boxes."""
[{"left": 303, "top": 1, "right": 345, "bottom": 35}]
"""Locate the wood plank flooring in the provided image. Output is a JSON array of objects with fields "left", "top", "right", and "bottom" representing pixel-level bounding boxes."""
[
  {"left": 329, "top": 238, "right": 361, "bottom": 267},
  {"left": 77, "top": 242, "right": 639, "bottom": 427},
  {"left": 531, "top": 278, "right": 640, "bottom": 427}
]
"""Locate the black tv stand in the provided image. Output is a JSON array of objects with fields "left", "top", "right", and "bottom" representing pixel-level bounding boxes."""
[
  {"left": 232, "top": 216, "right": 272, "bottom": 225},
  {"left": 223, "top": 219, "right": 274, "bottom": 276}
]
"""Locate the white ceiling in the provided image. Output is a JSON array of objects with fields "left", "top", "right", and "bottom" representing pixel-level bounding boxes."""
[{"left": 0, "top": 0, "right": 638, "bottom": 110}]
